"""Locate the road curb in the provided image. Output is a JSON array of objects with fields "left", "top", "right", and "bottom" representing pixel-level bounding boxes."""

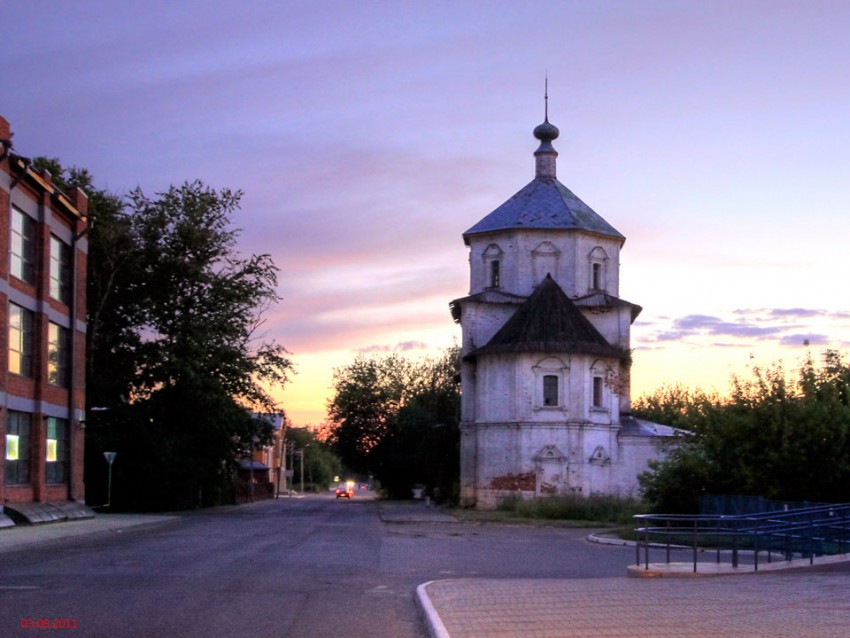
[{"left": 416, "top": 581, "right": 452, "bottom": 638}]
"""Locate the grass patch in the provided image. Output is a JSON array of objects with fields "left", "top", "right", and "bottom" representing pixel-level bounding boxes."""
[
  {"left": 450, "top": 494, "right": 646, "bottom": 527},
  {"left": 499, "top": 494, "right": 645, "bottom": 525}
]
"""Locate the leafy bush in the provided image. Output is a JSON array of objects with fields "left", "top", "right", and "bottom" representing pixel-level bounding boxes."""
[{"left": 636, "top": 351, "right": 850, "bottom": 513}]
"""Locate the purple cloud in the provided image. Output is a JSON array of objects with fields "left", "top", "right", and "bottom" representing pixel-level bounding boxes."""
[{"left": 778, "top": 334, "right": 830, "bottom": 347}]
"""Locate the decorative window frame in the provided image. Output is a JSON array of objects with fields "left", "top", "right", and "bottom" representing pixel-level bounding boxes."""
[{"left": 533, "top": 357, "right": 569, "bottom": 412}]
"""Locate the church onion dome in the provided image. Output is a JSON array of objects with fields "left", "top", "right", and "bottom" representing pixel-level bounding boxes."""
[
  {"left": 473, "top": 274, "right": 623, "bottom": 359},
  {"left": 533, "top": 118, "right": 560, "bottom": 142},
  {"left": 462, "top": 116, "right": 624, "bottom": 244}
]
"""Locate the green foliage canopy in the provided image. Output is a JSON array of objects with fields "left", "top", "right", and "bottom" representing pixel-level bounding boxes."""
[
  {"left": 327, "top": 347, "right": 460, "bottom": 499},
  {"left": 37, "top": 157, "right": 295, "bottom": 511},
  {"left": 635, "top": 351, "right": 850, "bottom": 513}
]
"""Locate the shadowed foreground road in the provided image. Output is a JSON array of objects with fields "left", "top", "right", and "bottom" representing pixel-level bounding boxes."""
[{"left": 0, "top": 495, "right": 634, "bottom": 638}]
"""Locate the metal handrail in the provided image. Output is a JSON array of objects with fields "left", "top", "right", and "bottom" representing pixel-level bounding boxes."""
[{"left": 634, "top": 503, "right": 850, "bottom": 572}]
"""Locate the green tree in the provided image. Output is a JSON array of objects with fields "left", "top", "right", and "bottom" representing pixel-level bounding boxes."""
[
  {"left": 327, "top": 353, "right": 416, "bottom": 474},
  {"left": 284, "top": 427, "right": 342, "bottom": 492},
  {"left": 40, "top": 163, "right": 297, "bottom": 510},
  {"left": 636, "top": 351, "right": 850, "bottom": 513},
  {"left": 327, "top": 347, "right": 460, "bottom": 499}
]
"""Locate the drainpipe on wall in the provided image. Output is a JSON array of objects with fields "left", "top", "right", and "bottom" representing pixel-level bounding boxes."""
[{"left": 68, "top": 188, "right": 89, "bottom": 503}]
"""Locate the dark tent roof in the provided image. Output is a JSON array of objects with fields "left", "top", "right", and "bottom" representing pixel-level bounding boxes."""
[{"left": 473, "top": 274, "right": 622, "bottom": 359}]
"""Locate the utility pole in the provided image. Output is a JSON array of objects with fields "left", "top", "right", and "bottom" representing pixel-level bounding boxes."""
[
  {"left": 287, "top": 441, "right": 296, "bottom": 497},
  {"left": 299, "top": 448, "right": 305, "bottom": 494},
  {"left": 277, "top": 421, "right": 285, "bottom": 497}
]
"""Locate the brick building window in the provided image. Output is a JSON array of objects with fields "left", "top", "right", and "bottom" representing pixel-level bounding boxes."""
[
  {"left": 5, "top": 411, "right": 31, "bottom": 485},
  {"left": 48, "top": 322, "right": 70, "bottom": 387},
  {"left": 45, "top": 417, "right": 69, "bottom": 484},
  {"left": 9, "top": 303, "right": 34, "bottom": 377},
  {"left": 49, "top": 236, "right": 72, "bottom": 304},
  {"left": 11, "top": 207, "right": 36, "bottom": 284}
]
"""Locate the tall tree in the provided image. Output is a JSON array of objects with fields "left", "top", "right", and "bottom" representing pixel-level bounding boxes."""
[
  {"left": 327, "top": 347, "right": 460, "bottom": 499},
  {"left": 636, "top": 351, "right": 850, "bottom": 513},
  {"left": 41, "top": 166, "right": 296, "bottom": 510}
]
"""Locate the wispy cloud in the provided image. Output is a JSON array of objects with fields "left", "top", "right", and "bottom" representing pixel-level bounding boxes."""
[
  {"left": 639, "top": 308, "right": 850, "bottom": 350},
  {"left": 357, "top": 341, "right": 429, "bottom": 354}
]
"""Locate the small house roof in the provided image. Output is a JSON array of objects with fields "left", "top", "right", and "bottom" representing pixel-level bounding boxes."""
[{"left": 619, "top": 416, "right": 686, "bottom": 438}]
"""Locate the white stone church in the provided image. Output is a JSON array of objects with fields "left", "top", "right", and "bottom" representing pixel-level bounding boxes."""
[{"left": 450, "top": 105, "right": 678, "bottom": 509}]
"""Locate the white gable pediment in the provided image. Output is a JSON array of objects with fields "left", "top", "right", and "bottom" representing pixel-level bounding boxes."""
[{"left": 533, "top": 444, "right": 567, "bottom": 461}]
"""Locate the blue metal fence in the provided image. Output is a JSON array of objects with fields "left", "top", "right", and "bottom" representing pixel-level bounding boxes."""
[{"left": 634, "top": 503, "right": 850, "bottom": 573}]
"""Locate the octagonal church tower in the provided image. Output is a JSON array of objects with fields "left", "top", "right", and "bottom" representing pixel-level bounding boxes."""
[{"left": 450, "top": 102, "right": 678, "bottom": 508}]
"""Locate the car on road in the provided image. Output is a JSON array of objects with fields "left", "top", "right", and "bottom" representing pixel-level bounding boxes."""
[{"left": 335, "top": 485, "right": 354, "bottom": 498}]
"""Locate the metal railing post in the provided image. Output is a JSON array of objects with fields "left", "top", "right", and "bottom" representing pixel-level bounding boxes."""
[
  {"left": 693, "top": 518, "right": 698, "bottom": 573},
  {"left": 753, "top": 518, "right": 759, "bottom": 572}
]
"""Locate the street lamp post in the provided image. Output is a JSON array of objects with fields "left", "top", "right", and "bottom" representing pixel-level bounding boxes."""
[{"left": 103, "top": 452, "right": 117, "bottom": 508}]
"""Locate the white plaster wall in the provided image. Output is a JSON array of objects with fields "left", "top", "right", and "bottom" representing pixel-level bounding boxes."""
[
  {"left": 461, "top": 301, "right": 520, "bottom": 353},
  {"left": 458, "top": 214, "right": 670, "bottom": 508},
  {"left": 613, "top": 436, "right": 677, "bottom": 496},
  {"left": 475, "top": 355, "right": 517, "bottom": 422}
]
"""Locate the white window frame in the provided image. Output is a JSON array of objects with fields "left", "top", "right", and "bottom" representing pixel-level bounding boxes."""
[
  {"left": 49, "top": 235, "right": 72, "bottom": 304},
  {"left": 11, "top": 206, "right": 36, "bottom": 284},
  {"left": 533, "top": 357, "right": 569, "bottom": 412}
]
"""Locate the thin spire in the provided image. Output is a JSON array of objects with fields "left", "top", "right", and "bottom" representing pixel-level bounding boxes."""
[{"left": 533, "top": 75, "right": 559, "bottom": 178}]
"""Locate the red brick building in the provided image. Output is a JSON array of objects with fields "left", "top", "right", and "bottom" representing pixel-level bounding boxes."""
[{"left": 1, "top": 115, "right": 90, "bottom": 525}]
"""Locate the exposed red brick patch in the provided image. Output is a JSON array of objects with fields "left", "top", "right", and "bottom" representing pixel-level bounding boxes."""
[{"left": 489, "top": 472, "right": 535, "bottom": 491}]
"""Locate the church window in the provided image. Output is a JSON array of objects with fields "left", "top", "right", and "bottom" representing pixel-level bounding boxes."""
[
  {"left": 592, "top": 376, "right": 604, "bottom": 408},
  {"left": 588, "top": 246, "right": 608, "bottom": 293},
  {"left": 543, "top": 375, "right": 558, "bottom": 406},
  {"left": 490, "top": 259, "right": 501, "bottom": 288},
  {"left": 533, "top": 358, "right": 568, "bottom": 411},
  {"left": 483, "top": 244, "right": 503, "bottom": 290}
]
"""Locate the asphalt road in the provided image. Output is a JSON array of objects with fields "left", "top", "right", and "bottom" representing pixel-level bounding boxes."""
[{"left": 0, "top": 493, "right": 635, "bottom": 638}]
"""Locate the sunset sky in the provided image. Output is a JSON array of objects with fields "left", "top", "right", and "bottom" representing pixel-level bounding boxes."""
[{"left": 3, "top": 1, "right": 850, "bottom": 425}]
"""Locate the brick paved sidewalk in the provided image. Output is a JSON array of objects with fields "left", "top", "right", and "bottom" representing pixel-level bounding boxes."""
[{"left": 419, "top": 571, "right": 850, "bottom": 638}]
